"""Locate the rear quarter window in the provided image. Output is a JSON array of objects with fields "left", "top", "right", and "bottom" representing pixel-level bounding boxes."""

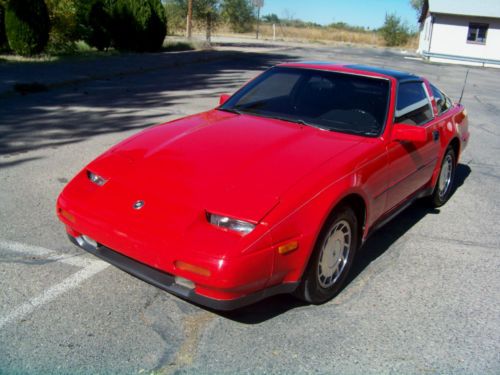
[
  {"left": 395, "top": 82, "right": 433, "bottom": 125},
  {"left": 431, "top": 84, "right": 452, "bottom": 115}
]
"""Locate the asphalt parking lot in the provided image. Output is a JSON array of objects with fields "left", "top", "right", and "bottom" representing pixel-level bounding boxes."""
[{"left": 1, "top": 43, "right": 499, "bottom": 374}]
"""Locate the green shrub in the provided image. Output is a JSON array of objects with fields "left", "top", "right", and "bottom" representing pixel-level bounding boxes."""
[
  {"left": 5, "top": 0, "right": 50, "bottom": 55},
  {"left": 221, "top": 0, "right": 254, "bottom": 33},
  {"left": 0, "top": 3, "right": 7, "bottom": 48},
  {"left": 45, "top": 0, "right": 79, "bottom": 53},
  {"left": 164, "top": 0, "right": 186, "bottom": 34},
  {"left": 380, "top": 13, "right": 410, "bottom": 47},
  {"left": 148, "top": 0, "right": 167, "bottom": 50},
  {"left": 110, "top": 0, "right": 166, "bottom": 52},
  {"left": 84, "top": 0, "right": 113, "bottom": 51},
  {"left": 163, "top": 41, "right": 194, "bottom": 52}
]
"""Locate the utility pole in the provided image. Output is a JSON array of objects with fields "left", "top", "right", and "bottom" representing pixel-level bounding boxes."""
[
  {"left": 252, "top": 0, "right": 264, "bottom": 39},
  {"left": 186, "top": 0, "right": 193, "bottom": 39}
]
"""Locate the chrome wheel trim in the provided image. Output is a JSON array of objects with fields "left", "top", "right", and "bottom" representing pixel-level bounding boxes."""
[
  {"left": 438, "top": 153, "right": 453, "bottom": 199},
  {"left": 317, "top": 220, "right": 351, "bottom": 288}
]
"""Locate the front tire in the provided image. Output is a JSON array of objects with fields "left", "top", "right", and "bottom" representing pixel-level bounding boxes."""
[
  {"left": 430, "top": 147, "right": 456, "bottom": 207},
  {"left": 295, "top": 206, "right": 358, "bottom": 304}
]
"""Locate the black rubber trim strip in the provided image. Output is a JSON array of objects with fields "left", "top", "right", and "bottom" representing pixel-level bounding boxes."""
[
  {"left": 364, "top": 186, "right": 433, "bottom": 242},
  {"left": 68, "top": 235, "right": 299, "bottom": 311}
]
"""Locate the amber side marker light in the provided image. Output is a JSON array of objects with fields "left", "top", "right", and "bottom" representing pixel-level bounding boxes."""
[
  {"left": 278, "top": 241, "right": 299, "bottom": 255},
  {"left": 174, "top": 261, "right": 211, "bottom": 277},
  {"left": 59, "top": 209, "right": 75, "bottom": 223}
]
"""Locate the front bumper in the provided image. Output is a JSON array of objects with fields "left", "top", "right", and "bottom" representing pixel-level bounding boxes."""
[{"left": 69, "top": 235, "right": 298, "bottom": 311}]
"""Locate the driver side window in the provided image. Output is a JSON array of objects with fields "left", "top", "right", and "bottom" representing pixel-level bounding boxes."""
[{"left": 395, "top": 82, "right": 433, "bottom": 126}]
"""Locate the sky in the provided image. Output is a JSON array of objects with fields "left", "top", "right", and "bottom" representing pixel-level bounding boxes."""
[{"left": 259, "top": 0, "right": 420, "bottom": 30}]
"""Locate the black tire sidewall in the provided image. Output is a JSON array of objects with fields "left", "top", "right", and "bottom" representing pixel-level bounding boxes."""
[
  {"left": 432, "top": 147, "right": 456, "bottom": 207},
  {"left": 298, "top": 206, "right": 359, "bottom": 304}
]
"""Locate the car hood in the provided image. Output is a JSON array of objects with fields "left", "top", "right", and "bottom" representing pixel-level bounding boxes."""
[{"left": 88, "top": 110, "right": 361, "bottom": 222}]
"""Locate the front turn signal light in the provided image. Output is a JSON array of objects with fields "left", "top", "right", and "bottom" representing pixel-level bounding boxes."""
[
  {"left": 59, "top": 208, "right": 75, "bottom": 223},
  {"left": 174, "top": 261, "right": 211, "bottom": 277},
  {"left": 278, "top": 241, "right": 299, "bottom": 255}
]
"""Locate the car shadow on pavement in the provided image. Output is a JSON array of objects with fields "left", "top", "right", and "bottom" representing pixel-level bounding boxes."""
[{"left": 221, "top": 163, "right": 472, "bottom": 324}]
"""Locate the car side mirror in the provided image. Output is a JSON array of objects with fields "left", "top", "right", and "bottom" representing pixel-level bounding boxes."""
[
  {"left": 392, "top": 123, "right": 427, "bottom": 143},
  {"left": 219, "top": 94, "right": 230, "bottom": 106}
]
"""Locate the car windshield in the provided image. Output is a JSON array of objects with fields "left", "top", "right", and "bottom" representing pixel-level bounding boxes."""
[{"left": 220, "top": 67, "right": 390, "bottom": 137}]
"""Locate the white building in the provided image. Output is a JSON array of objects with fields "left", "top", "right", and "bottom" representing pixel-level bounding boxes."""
[{"left": 418, "top": 0, "right": 500, "bottom": 68}]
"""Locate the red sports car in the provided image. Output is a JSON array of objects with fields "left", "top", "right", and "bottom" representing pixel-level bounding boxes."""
[{"left": 57, "top": 62, "right": 469, "bottom": 310}]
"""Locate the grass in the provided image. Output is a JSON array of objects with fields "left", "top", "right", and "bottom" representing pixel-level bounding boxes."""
[
  {"left": 278, "top": 25, "right": 415, "bottom": 49},
  {"left": 162, "top": 41, "right": 196, "bottom": 52},
  {"left": 0, "top": 41, "right": 113, "bottom": 63},
  {"left": 242, "top": 24, "right": 418, "bottom": 50},
  {"left": 0, "top": 40, "right": 199, "bottom": 64},
  {"left": 259, "top": 24, "right": 386, "bottom": 46},
  {"left": 0, "top": 52, "right": 58, "bottom": 63},
  {"left": 170, "top": 23, "right": 419, "bottom": 50}
]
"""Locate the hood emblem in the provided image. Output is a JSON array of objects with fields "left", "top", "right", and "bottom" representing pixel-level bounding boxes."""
[{"left": 133, "top": 200, "right": 145, "bottom": 210}]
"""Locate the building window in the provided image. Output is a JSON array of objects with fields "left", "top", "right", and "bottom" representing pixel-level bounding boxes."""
[{"left": 467, "top": 23, "right": 488, "bottom": 44}]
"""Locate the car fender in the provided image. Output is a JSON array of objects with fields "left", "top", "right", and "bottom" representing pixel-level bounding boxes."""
[{"left": 266, "top": 170, "right": 371, "bottom": 285}]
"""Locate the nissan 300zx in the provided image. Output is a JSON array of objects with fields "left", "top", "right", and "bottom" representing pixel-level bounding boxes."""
[{"left": 57, "top": 62, "right": 470, "bottom": 310}]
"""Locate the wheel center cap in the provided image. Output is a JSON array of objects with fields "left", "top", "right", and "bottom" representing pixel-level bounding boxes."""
[
  {"left": 325, "top": 239, "right": 342, "bottom": 269},
  {"left": 333, "top": 239, "right": 342, "bottom": 257}
]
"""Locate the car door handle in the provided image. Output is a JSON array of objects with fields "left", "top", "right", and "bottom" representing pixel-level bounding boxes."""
[{"left": 432, "top": 130, "right": 439, "bottom": 141}]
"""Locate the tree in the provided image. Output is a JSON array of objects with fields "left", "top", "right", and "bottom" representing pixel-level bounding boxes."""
[
  {"left": 167, "top": 0, "right": 219, "bottom": 42},
  {"left": 252, "top": 0, "right": 263, "bottom": 39},
  {"left": 83, "top": 0, "right": 113, "bottom": 51},
  {"left": 5, "top": 0, "right": 50, "bottom": 55},
  {"left": 45, "top": 0, "right": 80, "bottom": 52},
  {"left": 186, "top": 0, "right": 192, "bottom": 38},
  {"left": 164, "top": 0, "right": 219, "bottom": 41},
  {"left": 148, "top": 0, "right": 168, "bottom": 49},
  {"left": 410, "top": 0, "right": 426, "bottom": 23},
  {"left": 192, "top": 0, "right": 219, "bottom": 43},
  {"left": 262, "top": 13, "right": 279, "bottom": 24},
  {"left": 380, "top": 13, "right": 410, "bottom": 46},
  {"left": 110, "top": 0, "right": 166, "bottom": 52},
  {"left": 0, "top": 2, "right": 7, "bottom": 49},
  {"left": 410, "top": 0, "right": 424, "bottom": 13},
  {"left": 164, "top": 0, "right": 186, "bottom": 33},
  {"left": 221, "top": 0, "right": 254, "bottom": 33}
]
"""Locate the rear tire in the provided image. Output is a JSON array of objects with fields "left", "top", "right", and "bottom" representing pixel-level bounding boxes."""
[
  {"left": 295, "top": 206, "right": 358, "bottom": 304},
  {"left": 430, "top": 147, "right": 456, "bottom": 207}
]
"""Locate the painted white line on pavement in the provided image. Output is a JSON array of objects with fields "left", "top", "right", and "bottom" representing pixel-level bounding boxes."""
[
  {"left": 0, "top": 239, "right": 95, "bottom": 268},
  {"left": 0, "top": 260, "right": 109, "bottom": 329}
]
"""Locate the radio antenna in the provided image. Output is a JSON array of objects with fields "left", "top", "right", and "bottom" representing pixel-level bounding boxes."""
[{"left": 458, "top": 69, "right": 469, "bottom": 104}]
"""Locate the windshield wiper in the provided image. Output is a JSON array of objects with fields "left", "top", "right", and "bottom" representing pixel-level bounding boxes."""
[
  {"left": 266, "top": 115, "right": 325, "bottom": 129},
  {"left": 326, "top": 127, "right": 378, "bottom": 136},
  {"left": 220, "top": 109, "right": 377, "bottom": 136},
  {"left": 218, "top": 107, "right": 242, "bottom": 115}
]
